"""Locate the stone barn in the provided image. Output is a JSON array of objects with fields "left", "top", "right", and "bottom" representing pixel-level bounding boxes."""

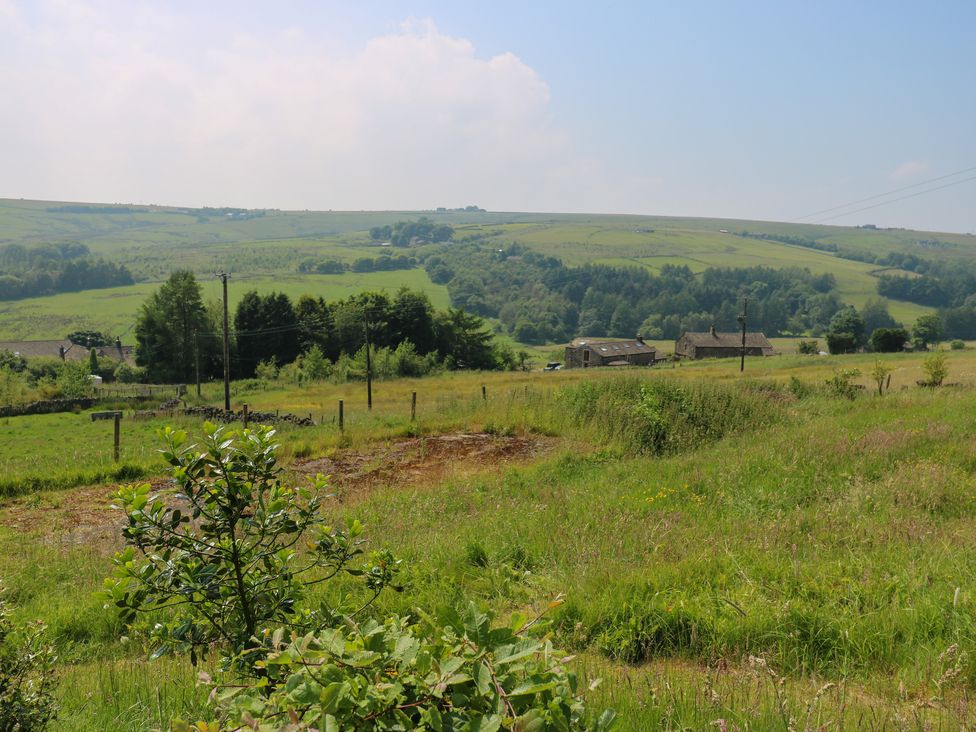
[
  {"left": 564, "top": 336, "right": 657, "bottom": 368},
  {"left": 674, "top": 327, "right": 774, "bottom": 360}
]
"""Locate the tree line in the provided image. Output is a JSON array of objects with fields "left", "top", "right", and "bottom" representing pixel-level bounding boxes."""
[
  {"left": 0, "top": 242, "right": 134, "bottom": 300},
  {"left": 134, "top": 271, "right": 514, "bottom": 383},
  {"left": 423, "top": 243, "right": 843, "bottom": 343},
  {"left": 369, "top": 217, "right": 454, "bottom": 247},
  {"left": 297, "top": 253, "right": 417, "bottom": 274}
]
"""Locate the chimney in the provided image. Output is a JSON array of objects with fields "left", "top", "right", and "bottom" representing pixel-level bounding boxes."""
[
  {"left": 636, "top": 333, "right": 644, "bottom": 344},
  {"left": 709, "top": 324, "right": 716, "bottom": 337}
]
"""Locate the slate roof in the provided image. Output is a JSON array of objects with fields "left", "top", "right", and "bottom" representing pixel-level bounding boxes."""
[
  {"left": 569, "top": 338, "right": 656, "bottom": 355},
  {"left": 680, "top": 331, "right": 773, "bottom": 349},
  {"left": 0, "top": 339, "right": 136, "bottom": 365}
]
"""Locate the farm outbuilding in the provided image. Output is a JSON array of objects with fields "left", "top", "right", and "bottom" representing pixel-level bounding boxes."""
[
  {"left": 0, "top": 338, "right": 136, "bottom": 366},
  {"left": 564, "top": 336, "right": 656, "bottom": 368},
  {"left": 674, "top": 327, "right": 774, "bottom": 360}
]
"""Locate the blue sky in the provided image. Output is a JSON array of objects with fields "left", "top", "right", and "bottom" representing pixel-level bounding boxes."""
[{"left": 1, "top": 1, "right": 974, "bottom": 231}]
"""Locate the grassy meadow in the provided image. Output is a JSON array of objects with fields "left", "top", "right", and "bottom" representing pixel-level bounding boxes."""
[{"left": 4, "top": 351, "right": 976, "bottom": 728}]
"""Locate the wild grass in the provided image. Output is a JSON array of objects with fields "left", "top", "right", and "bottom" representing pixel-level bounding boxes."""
[{"left": 3, "top": 354, "right": 976, "bottom": 727}]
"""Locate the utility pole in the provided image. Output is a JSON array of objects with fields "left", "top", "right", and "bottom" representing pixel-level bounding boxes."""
[
  {"left": 363, "top": 312, "right": 373, "bottom": 410},
  {"left": 194, "top": 331, "right": 201, "bottom": 398},
  {"left": 218, "top": 272, "right": 231, "bottom": 410},
  {"left": 738, "top": 296, "right": 748, "bottom": 372}
]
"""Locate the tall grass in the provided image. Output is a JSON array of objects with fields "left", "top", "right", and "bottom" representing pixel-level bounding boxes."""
[{"left": 5, "top": 363, "right": 976, "bottom": 727}]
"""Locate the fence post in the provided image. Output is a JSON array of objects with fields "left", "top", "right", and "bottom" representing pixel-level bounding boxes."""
[
  {"left": 243, "top": 403, "right": 249, "bottom": 428},
  {"left": 339, "top": 400, "right": 344, "bottom": 431},
  {"left": 411, "top": 391, "right": 417, "bottom": 421},
  {"left": 482, "top": 384, "right": 487, "bottom": 401},
  {"left": 113, "top": 412, "right": 120, "bottom": 463}
]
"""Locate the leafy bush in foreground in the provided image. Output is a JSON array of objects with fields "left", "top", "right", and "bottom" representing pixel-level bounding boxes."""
[
  {"left": 104, "top": 423, "right": 400, "bottom": 668},
  {"left": 180, "top": 604, "right": 617, "bottom": 731},
  {"left": 0, "top": 582, "right": 58, "bottom": 731}
]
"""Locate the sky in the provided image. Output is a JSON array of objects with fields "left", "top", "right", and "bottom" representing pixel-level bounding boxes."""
[{"left": 1, "top": 0, "right": 974, "bottom": 232}]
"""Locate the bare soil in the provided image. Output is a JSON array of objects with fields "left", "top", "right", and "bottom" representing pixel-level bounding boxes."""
[
  {"left": 0, "top": 432, "right": 553, "bottom": 544},
  {"left": 0, "top": 477, "right": 171, "bottom": 550},
  {"left": 293, "top": 432, "right": 553, "bottom": 499}
]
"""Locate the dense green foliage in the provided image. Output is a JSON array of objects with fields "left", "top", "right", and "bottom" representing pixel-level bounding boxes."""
[
  {"left": 134, "top": 271, "right": 222, "bottom": 383},
  {"left": 191, "top": 606, "right": 616, "bottom": 731},
  {"left": 869, "top": 327, "right": 910, "bottom": 353},
  {"left": 234, "top": 288, "right": 512, "bottom": 379},
  {"left": 0, "top": 242, "right": 133, "bottom": 301},
  {"left": 825, "top": 306, "right": 866, "bottom": 354},
  {"left": 0, "top": 352, "right": 106, "bottom": 406},
  {"left": 298, "top": 253, "right": 417, "bottom": 274},
  {"left": 424, "top": 243, "right": 841, "bottom": 343},
  {"left": 370, "top": 218, "right": 454, "bottom": 247},
  {"left": 0, "top": 582, "right": 58, "bottom": 731}
]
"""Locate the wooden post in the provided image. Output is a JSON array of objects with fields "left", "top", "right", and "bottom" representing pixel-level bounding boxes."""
[
  {"left": 113, "top": 412, "right": 120, "bottom": 462},
  {"left": 338, "top": 399, "right": 344, "bottom": 431},
  {"left": 482, "top": 384, "right": 487, "bottom": 401},
  {"left": 411, "top": 391, "right": 417, "bottom": 421},
  {"left": 242, "top": 403, "right": 249, "bottom": 428},
  {"left": 739, "top": 297, "right": 749, "bottom": 373},
  {"left": 195, "top": 331, "right": 201, "bottom": 398}
]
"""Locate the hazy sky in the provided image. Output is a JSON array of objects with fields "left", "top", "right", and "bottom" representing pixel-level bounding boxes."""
[{"left": 1, "top": 1, "right": 974, "bottom": 231}]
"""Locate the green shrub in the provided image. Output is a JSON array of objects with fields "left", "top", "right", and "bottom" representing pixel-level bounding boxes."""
[
  {"left": 0, "top": 581, "right": 58, "bottom": 731},
  {"left": 254, "top": 356, "right": 280, "bottom": 381},
  {"left": 921, "top": 353, "right": 948, "bottom": 386},
  {"left": 871, "top": 359, "right": 892, "bottom": 396},
  {"left": 788, "top": 376, "right": 815, "bottom": 399},
  {"left": 180, "top": 605, "right": 617, "bottom": 732},
  {"left": 824, "top": 369, "right": 861, "bottom": 399},
  {"left": 55, "top": 361, "right": 92, "bottom": 399},
  {"left": 869, "top": 327, "right": 909, "bottom": 353},
  {"left": 104, "top": 423, "right": 401, "bottom": 668},
  {"left": 796, "top": 339, "right": 819, "bottom": 355},
  {"left": 950, "top": 339, "right": 966, "bottom": 351}
]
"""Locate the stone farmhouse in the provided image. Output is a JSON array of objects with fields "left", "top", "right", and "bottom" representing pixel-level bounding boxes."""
[
  {"left": 564, "top": 336, "right": 657, "bottom": 368},
  {"left": 674, "top": 327, "right": 774, "bottom": 360}
]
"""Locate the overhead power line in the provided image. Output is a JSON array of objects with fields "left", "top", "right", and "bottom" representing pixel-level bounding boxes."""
[
  {"left": 793, "top": 164, "right": 976, "bottom": 223},
  {"left": 808, "top": 173, "right": 976, "bottom": 224}
]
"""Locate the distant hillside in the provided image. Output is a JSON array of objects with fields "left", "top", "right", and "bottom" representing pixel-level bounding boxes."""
[{"left": 1, "top": 197, "right": 972, "bottom": 340}]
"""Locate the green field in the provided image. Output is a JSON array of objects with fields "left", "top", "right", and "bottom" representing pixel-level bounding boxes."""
[
  {"left": 4, "top": 352, "right": 976, "bottom": 727},
  {"left": 2, "top": 198, "right": 972, "bottom": 342}
]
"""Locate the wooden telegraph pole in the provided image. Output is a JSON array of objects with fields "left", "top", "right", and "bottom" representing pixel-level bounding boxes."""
[
  {"left": 218, "top": 272, "right": 231, "bottom": 410},
  {"left": 194, "top": 331, "right": 201, "bottom": 398},
  {"left": 738, "top": 297, "right": 749, "bottom": 372},
  {"left": 363, "top": 313, "right": 373, "bottom": 411}
]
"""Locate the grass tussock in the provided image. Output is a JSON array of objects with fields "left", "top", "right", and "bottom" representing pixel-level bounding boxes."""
[{"left": 561, "top": 377, "right": 783, "bottom": 455}]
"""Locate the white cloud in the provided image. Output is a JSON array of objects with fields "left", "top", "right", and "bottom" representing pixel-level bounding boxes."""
[
  {"left": 0, "top": 6, "right": 653, "bottom": 211},
  {"left": 891, "top": 160, "right": 930, "bottom": 181}
]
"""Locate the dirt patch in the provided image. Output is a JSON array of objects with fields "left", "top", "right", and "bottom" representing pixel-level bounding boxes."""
[
  {"left": 0, "top": 476, "right": 172, "bottom": 550},
  {"left": 293, "top": 432, "right": 553, "bottom": 497},
  {"left": 0, "top": 432, "right": 553, "bottom": 544}
]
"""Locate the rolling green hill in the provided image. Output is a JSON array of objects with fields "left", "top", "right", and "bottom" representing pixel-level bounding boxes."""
[{"left": 2, "top": 198, "right": 972, "bottom": 340}]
